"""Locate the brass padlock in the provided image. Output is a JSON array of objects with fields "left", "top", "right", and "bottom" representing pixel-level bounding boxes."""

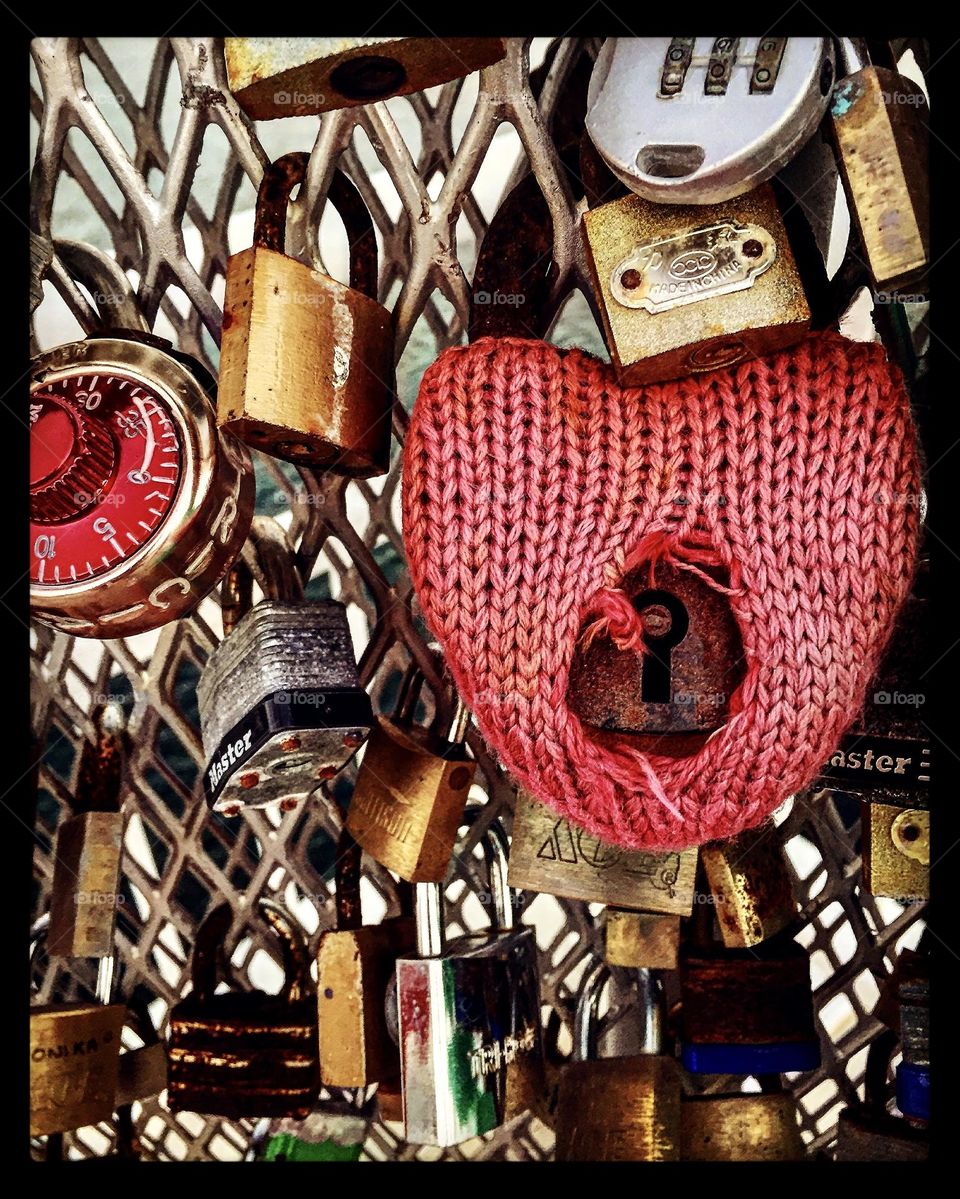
[
  {"left": 346, "top": 667, "right": 476, "bottom": 883},
  {"left": 554, "top": 963, "right": 681, "bottom": 1161},
  {"left": 681, "top": 1078, "right": 806, "bottom": 1161},
  {"left": 225, "top": 37, "right": 506, "bottom": 120},
  {"left": 835, "top": 1029, "right": 928, "bottom": 1160},
  {"left": 700, "top": 822, "right": 798, "bottom": 948},
  {"left": 218, "top": 153, "right": 393, "bottom": 476},
  {"left": 604, "top": 909, "right": 681, "bottom": 970},
  {"left": 317, "top": 829, "right": 415, "bottom": 1087},
  {"left": 507, "top": 789, "right": 697, "bottom": 913},
  {"left": 47, "top": 700, "right": 128, "bottom": 958},
  {"left": 167, "top": 899, "right": 319, "bottom": 1119},
  {"left": 582, "top": 182, "right": 810, "bottom": 386},
  {"left": 830, "top": 39, "right": 928, "bottom": 294},
  {"left": 568, "top": 561, "right": 745, "bottom": 755}
]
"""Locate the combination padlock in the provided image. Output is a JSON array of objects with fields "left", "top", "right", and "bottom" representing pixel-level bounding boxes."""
[
  {"left": 395, "top": 811, "right": 544, "bottom": 1146},
  {"left": 835, "top": 1028, "right": 928, "bottom": 1160},
  {"left": 346, "top": 665, "right": 476, "bottom": 883},
  {"left": 198, "top": 516, "right": 372, "bottom": 815},
  {"left": 699, "top": 822, "right": 798, "bottom": 948},
  {"left": 218, "top": 153, "right": 393, "bottom": 475},
  {"left": 582, "top": 182, "right": 811, "bottom": 386},
  {"left": 819, "top": 561, "right": 930, "bottom": 901},
  {"left": 681, "top": 1075, "right": 806, "bottom": 1161},
  {"left": 167, "top": 899, "right": 319, "bottom": 1119},
  {"left": 30, "top": 240, "right": 254, "bottom": 638},
  {"left": 29, "top": 922, "right": 124, "bottom": 1138},
  {"left": 317, "top": 829, "right": 415, "bottom": 1088},
  {"left": 680, "top": 932, "right": 821, "bottom": 1074},
  {"left": 225, "top": 36, "right": 506, "bottom": 120},
  {"left": 554, "top": 963, "right": 681, "bottom": 1161},
  {"left": 829, "top": 38, "right": 929, "bottom": 294},
  {"left": 586, "top": 37, "right": 835, "bottom": 204},
  {"left": 47, "top": 699, "right": 127, "bottom": 958}
]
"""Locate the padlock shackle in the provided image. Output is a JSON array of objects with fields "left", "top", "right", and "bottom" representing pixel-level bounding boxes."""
[
  {"left": 238, "top": 515, "right": 305, "bottom": 605},
  {"left": 573, "top": 959, "right": 609, "bottom": 1063},
  {"left": 258, "top": 898, "right": 313, "bottom": 1005},
  {"left": 53, "top": 239, "right": 149, "bottom": 335},
  {"left": 393, "top": 660, "right": 426, "bottom": 726},
  {"left": 635, "top": 967, "right": 664, "bottom": 1056},
  {"left": 863, "top": 1027, "right": 900, "bottom": 1117},
  {"left": 189, "top": 902, "right": 234, "bottom": 1004},
  {"left": 334, "top": 827, "right": 364, "bottom": 932},
  {"left": 73, "top": 698, "right": 128, "bottom": 817},
  {"left": 254, "top": 152, "right": 380, "bottom": 301}
]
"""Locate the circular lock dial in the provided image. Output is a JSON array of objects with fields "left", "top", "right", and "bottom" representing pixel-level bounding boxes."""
[{"left": 30, "top": 337, "right": 255, "bottom": 639}]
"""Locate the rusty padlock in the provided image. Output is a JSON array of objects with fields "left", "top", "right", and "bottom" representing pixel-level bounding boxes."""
[
  {"left": 218, "top": 153, "right": 393, "bottom": 476},
  {"left": 568, "top": 559, "right": 745, "bottom": 756}
]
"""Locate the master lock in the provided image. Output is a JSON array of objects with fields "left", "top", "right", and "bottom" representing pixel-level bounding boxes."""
[
  {"left": 198, "top": 516, "right": 372, "bottom": 815},
  {"left": 225, "top": 37, "right": 506, "bottom": 120},
  {"left": 396, "top": 811, "right": 544, "bottom": 1146},
  {"left": 346, "top": 665, "right": 476, "bottom": 882},
  {"left": 586, "top": 37, "right": 835, "bottom": 204},
  {"left": 167, "top": 899, "right": 319, "bottom": 1119},
  {"left": 569, "top": 560, "right": 745, "bottom": 755},
  {"left": 582, "top": 182, "right": 811, "bottom": 386},
  {"left": 316, "top": 828, "right": 415, "bottom": 1088},
  {"left": 218, "top": 152, "right": 393, "bottom": 476},
  {"left": 30, "top": 240, "right": 254, "bottom": 638},
  {"left": 47, "top": 698, "right": 127, "bottom": 959},
  {"left": 554, "top": 962, "right": 681, "bottom": 1161}
]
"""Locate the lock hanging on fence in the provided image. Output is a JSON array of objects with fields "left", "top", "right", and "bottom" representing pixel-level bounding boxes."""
[
  {"left": 395, "top": 809, "right": 545, "bottom": 1146},
  {"left": 218, "top": 153, "right": 394, "bottom": 476},
  {"left": 198, "top": 516, "right": 372, "bottom": 814},
  {"left": 681, "top": 1075, "right": 806, "bottom": 1161},
  {"left": 167, "top": 899, "right": 319, "bottom": 1119},
  {"left": 835, "top": 1028, "right": 928, "bottom": 1160}
]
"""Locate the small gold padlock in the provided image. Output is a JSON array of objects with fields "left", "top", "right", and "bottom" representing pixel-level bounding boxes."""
[
  {"left": 218, "top": 152, "right": 393, "bottom": 476},
  {"left": 604, "top": 909, "right": 681, "bottom": 970},
  {"left": 700, "top": 822, "right": 798, "bottom": 948},
  {"left": 582, "top": 182, "right": 810, "bottom": 386}
]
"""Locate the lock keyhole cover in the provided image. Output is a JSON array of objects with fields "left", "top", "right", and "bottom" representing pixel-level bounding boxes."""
[{"left": 568, "top": 561, "right": 746, "bottom": 755}]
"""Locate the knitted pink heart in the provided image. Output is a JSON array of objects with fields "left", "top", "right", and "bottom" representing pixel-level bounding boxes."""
[{"left": 403, "top": 332, "right": 920, "bottom": 850}]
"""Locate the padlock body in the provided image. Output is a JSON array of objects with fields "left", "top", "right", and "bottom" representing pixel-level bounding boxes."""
[
  {"left": 835, "top": 1107, "right": 928, "bottom": 1161},
  {"left": 167, "top": 991, "right": 319, "bottom": 1119},
  {"left": 681, "top": 1093, "right": 806, "bottom": 1161},
  {"left": 47, "top": 810, "right": 123, "bottom": 957},
  {"left": 346, "top": 718, "right": 476, "bottom": 882},
  {"left": 861, "top": 801, "right": 928, "bottom": 900},
  {"left": 507, "top": 791, "right": 697, "bottom": 913},
  {"left": 582, "top": 184, "right": 810, "bottom": 387},
  {"left": 700, "top": 824, "right": 797, "bottom": 948},
  {"left": 396, "top": 926, "right": 543, "bottom": 1146},
  {"left": 317, "top": 915, "right": 416, "bottom": 1087},
  {"left": 198, "top": 600, "right": 372, "bottom": 812},
  {"left": 115, "top": 1041, "right": 168, "bottom": 1107},
  {"left": 554, "top": 1056, "right": 681, "bottom": 1161},
  {"left": 225, "top": 37, "right": 506, "bottom": 119},
  {"left": 831, "top": 67, "right": 928, "bottom": 292},
  {"left": 218, "top": 247, "right": 393, "bottom": 476},
  {"left": 30, "top": 1002, "right": 125, "bottom": 1136},
  {"left": 605, "top": 909, "right": 680, "bottom": 969}
]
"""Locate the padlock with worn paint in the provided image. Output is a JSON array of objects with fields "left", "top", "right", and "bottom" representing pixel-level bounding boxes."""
[
  {"left": 835, "top": 1028, "right": 928, "bottom": 1160},
  {"left": 829, "top": 39, "right": 928, "bottom": 295},
  {"left": 554, "top": 963, "right": 681, "bottom": 1161},
  {"left": 819, "top": 561, "right": 930, "bottom": 901},
  {"left": 317, "top": 829, "right": 416, "bottom": 1088},
  {"left": 396, "top": 811, "right": 544, "bottom": 1146},
  {"left": 47, "top": 699, "right": 127, "bottom": 958},
  {"left": 198, "top": 516, "right": 372, "bottom": 815},
  {"left": 681, "top": 1075, "right": 806, "bottom": 1161},
  {"left": 700, "top": 822, "right": 798, "bottom": 948},
  {"left": 225, "top": 37, "right": 506, "bottom": 120},
  {"left": 218, "top": 153, "right": 393, "bottom": 476},
  {"left": 346, "top": 665, "right": 476, "bottom": 883},
  {"left": 680, "top": 934, "right": 821, "bottom": 1075},
  {"left": 582, "top": 182, "right": 811, "bottom": 386},
  {"left": 167, "top": 899, "right": 319, "bottom": 1119},
  {"left": 256, "top": 1096, "right": 377, "bottom": 1161}
]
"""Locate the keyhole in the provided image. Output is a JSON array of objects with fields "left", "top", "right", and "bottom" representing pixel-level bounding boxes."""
[{"left": 636, "top": 590, "right": 690, "bottom": 702}]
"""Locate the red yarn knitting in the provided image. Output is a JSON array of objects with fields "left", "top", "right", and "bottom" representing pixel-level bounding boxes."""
[{"left": 403, "top": 332, "right": 921, "bottom": 850}]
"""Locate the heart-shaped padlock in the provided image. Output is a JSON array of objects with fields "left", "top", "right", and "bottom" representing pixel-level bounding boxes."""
[{"left": 402, "top": 180, "right": 921, "bottom": 852}]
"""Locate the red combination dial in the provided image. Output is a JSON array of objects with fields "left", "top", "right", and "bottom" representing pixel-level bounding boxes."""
[{"left": 30, "top": 371, "right": 183, "bottom": 587}]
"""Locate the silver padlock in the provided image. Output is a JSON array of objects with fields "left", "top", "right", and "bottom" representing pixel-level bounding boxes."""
[
  {"left": 396, "top": 809, "right": 545, "bottom": 1146},
  {"left": 586, "top": 37, "right": 835, "bottom": 204},
  {"left": 198, "top": 516, "right": 372, "bottom": 815}
]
